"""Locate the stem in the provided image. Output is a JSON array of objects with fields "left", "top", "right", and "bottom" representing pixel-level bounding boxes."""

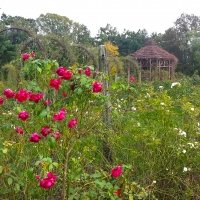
[{"left": 62, "top": 140, "right": 77, "bottom": 200}]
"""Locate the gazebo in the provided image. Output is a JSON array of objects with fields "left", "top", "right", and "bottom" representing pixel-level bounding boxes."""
[{"left": 129, "top": 38, "right": 178, "bottom": 81}]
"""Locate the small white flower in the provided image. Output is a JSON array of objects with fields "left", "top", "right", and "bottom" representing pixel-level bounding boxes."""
[
  {"left": 178, "top": 130, "right": 187, "bottom": 137},
  {"left": 187, "top": 142, "right": 194, "bottom": 148},
  {"left": 137, "top": 122, "right": 141, "bottom": 126},
  {"left": 171, "top": 82, "right": 181, "bottom": 88},
  {"left": 166, "top": 168, "right": 168, "bottom": 171},
  {"left": 191, "top": 107, "right": 194, "bottom": 111},
  {"left": 197, "top": 122, "right": 200, "bottom": 127},
  {"left": 118, "top": 105, "right": 121, "bottom": 108},
  {"left": 160, "top": 102, "right": 165, "bottom": 106},
  {"left": 183, "top": 167, "right": 188, "bottom": 172},
  {"left": 182, "top": 149, "right": 186, "bottom": 154},
  {"left": 159, "top": 86, "right": 163, "bottom": 89},
  {"left": 121, "top": 99, "right": 124, "bottom": 101},
  {"left": 131, "top": 107, "right": 136, "bottom": 111},
  {"left": 152, "top": 180, "right": 156, "bottom": 184}
]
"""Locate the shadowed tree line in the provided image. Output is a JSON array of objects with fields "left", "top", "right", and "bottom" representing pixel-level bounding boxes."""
[{"left": 1, "top": 12, "right": 200, "bottom": 76}]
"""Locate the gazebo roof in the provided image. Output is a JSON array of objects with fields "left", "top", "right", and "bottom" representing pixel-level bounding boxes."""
[{"left": 129, "top": 38, "right": 178, "bottom": 63}]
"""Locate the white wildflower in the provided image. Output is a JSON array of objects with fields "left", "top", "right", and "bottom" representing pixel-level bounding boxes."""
[
  {"left": 152, "top": 180, "right": 156, "bottom": 184},
  {"left": 131, "top": 107, "right": 136, "bottom": 111},
  {"left": 171, "top": 82, "right": 181, "bottom": 88},
  {"left": 160, "top": 102, "right": 165, "bottom": 106},
  {"left": 159, "top": 86, "right": 163, "bottom": 89},
  {"left": 182, "top": 149, "right": 186, "bottom": 154},
  {"left": 137, "top": 122, "right": 141, "bottom": 126},
  {"left": 178, "top": 130, "right": 187, "bottom": 137},
  {"left": 187, "top": 143, "right": 194, "bottom": 148},
  {"left": 183, "top": 167, "right": 188, "bottom": 172},
  {"left": 191, "top": 107, "right": 194, "bottom": 111}
]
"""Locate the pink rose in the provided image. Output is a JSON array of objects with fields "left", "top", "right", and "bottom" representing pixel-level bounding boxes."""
[
  {"left": 44, "top": 100, "right": 51, "bottom": 106},
  {"left": 0, "top": 97, "right": 4, "bottom": 105},
  {"left": 53, "top": 131, "right": 60, "bottom": 140},
  {"left": 40, "top": 172, "right": 57, "bottom": 189},
  {"left": 40, "top": 126, "right": 53, "bottom": 137},
  {"left": 15, "top": 126, "right": 24, "bottom": 134},
  {"left": 92, "top": 82, "right": 102, "bottom": 93},
  {"left": 50, "top": 78, "right": 62, "bottom": 90},
  {"left": 67, "top": 119, "right": 78, "bottom": 129},
  {"left": 4, "top": 88, "right": 15, "bottom": 98},
  {"left": 130, "top": 77, "right": 135, "bottom": 82},
  {"left": 111, "top": 165, "right": 122, "bottom": 178},
  {"left": 30, "top": 132, "right": 41, "bottom": 143},
  {"left": 29, "top": 93, "right": 43, "bottom": 103},
  {"left": 62, "top": 70, "right": 73, "bottom": 80},
  {"left": 15, "top": 89, "right": 31, "bottom": 103},
  {"left": 84, "top": 68, "right": 91, "bottom": 77},
  {"left": 18, "top": 111, "right": 29, "bottom": 121},
  {"left": 30, "top": 52, "right": 35, "bottom": 57},
  {"left": 56, "top": 67, "right": 66, "bottom": 76},
  {"left": 22, "top": 53, "right": 30, "bottom": 61},
  {"left": 36, "top": 175, "right": 41, "bottom": 180},
  {"left": 53, "top": 108, "right": 66, "bottom": 121}
]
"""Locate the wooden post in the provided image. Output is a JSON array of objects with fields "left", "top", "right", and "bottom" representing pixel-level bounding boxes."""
[{"left": 98, "top": 45, "right": 113, "bottom": 163}]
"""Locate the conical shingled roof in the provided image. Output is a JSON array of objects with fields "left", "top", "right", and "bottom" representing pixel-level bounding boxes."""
[{"left": 129, "top": 38, "right": 178, "bottom": 63}]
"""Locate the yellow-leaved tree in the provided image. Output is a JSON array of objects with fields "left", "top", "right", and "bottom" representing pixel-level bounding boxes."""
[{"left": 104, "top": 42, "right": 124, "bottom": 77}]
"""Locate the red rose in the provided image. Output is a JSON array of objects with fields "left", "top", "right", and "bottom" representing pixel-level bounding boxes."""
[
  {"left": 15, "top": 89, "right": 31, "bottom": 103},
  {"left": 62, "top": 70, "right": 73, "bottom": 80},
  {"left": 18, "top": 111, "right": 29, "bottom": 121},
  {"left": 111, "top": 165, "right": 122, "bottom": 177},
  {"left": 56, "top": 67, "right": 66, "bottom": 76},
  {"left": 67, "top": 119, "right": 78, "bottom": 128},
  {"left": 22, "top": 53, "right": 30, "bottom": 61},
  {"left": 40, "top": 126, "right": 53, "bottom": 137},
  {"left": 30, "top": 132, "right": 41, "bottom": 143},
  {"left": 50, "top": 78, "right": 62, "bottom": 90},
  {"left": 84, "top": 68, "right": 91, "bottom": 77},
  {"left": 92, "top": 82, "right": 102, "bottom": 93},
  {"left": 4, "top": 88, "right": 15, "bottom": 98},
  {"left": 0, "top": 97, "right": 4, "bottom": 105}
]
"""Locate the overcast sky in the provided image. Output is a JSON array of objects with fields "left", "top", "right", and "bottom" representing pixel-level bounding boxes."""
[{"left": 1, "top": 0, "right": 200, "bottom": 36}]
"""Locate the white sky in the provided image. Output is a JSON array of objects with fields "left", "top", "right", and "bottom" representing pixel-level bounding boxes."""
[{"left": 1, "top": 0, "right": 200, "bottom": 36}]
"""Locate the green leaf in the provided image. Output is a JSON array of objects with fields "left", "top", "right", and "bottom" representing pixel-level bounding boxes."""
[
  {"left": 39, "top": 109, "right": 47, "bottom": 118},
  {"left": 7, "top": 177, "right": 13, "bottom": 185},
  {"left": 37, "top": 67, "right": 42, "bottom": 73},
  {"left": 53, "top": 162, "right": 59, "bottom": 168},
  {"left": 27, "top": 168, "right": 34, "bottom": 180},
  {"left": 14, "top": 183, "right": 20, "bottom": 193}
]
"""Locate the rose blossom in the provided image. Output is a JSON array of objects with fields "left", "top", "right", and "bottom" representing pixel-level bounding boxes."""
[
  {"left": 40, "top": 172, "right": 57, "bottom": 189},
  {"left": 30, "top": 132, "right": 41, "bottom": 143},
  {"left": 62, "top": 70, "right": 73, "bottom": 80},
  {"left": 84, "top": 68, "right": 91, "bottom": 76},
  {"left": 44, "top": 100, "right": 51, "bottom": 106},
  {"left": 130, "top": 77, "right": 135, "bottom": 82},
  {"left": 50, "top": 78, "right": 62, "bottom": 90},
  {"left": 115, "top": 189, "right": 121, "bottom": 196},
  {"left": 30, "top": 52, "right": 35, "bottom": 57},
  {"left": 67, "top": 119, "right": 78, "bottom": 128},
  {"left": 15, "top": 126, "right": 24, "bottom": 134},
  {"left": 56, "top": 66, "right": 66, "bottom": 76},
  {"left": 111, "top": 165, "right": 122, "bottom": 178},
  {"left": 36, "top": 175, "right": 41, "bottom": 180},
  {"left": 53, "top": 108, "right": 66, "bottom": 121},
  {"left": 22, "top": 53, "right": 30, "bottom": 61},
  {"left": 15, "top": 89, "right": 30, "bottom": 103},
  {"left": 18, "top": 111, "right": 29, "bottom": 121},
  {"left": 0, "top": 97, "right": 4, "bottom": 105},
  {"left": 92, "top": 82, "right": 102, "bottom": 93},
  {"left": 29, "top": 93, "right": 43, "bottom": 103},
  {"left": 40, "top": 126, "right": 53, "bottom": 137},
  {"left": 4, "top": 89, "right": 15, "bottom": 98},
  {"left": 53, "top": 132, "right": 60, "bottom": 140}
]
